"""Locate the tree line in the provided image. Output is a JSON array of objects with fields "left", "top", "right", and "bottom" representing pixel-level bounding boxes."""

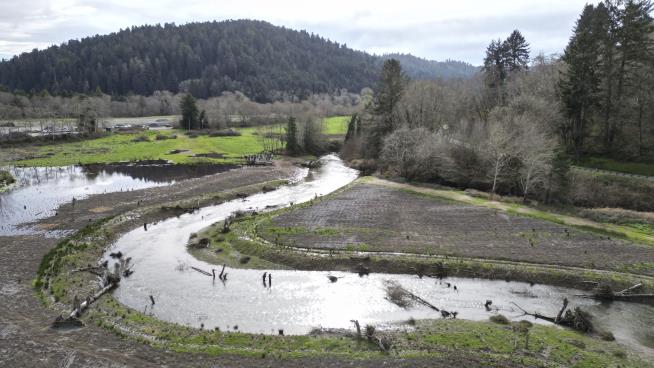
[
  {"left": 0, "top": 88, "right": 362, "bottom": 128},
  {"left": 560, "top": 0, "right": 654, "bottom": 159},
  {"left": 343, "top": 0, "right": 654, "bottom": 210},
  {"left": 0, "top": 20, "right": 475, "bottom": 102}
]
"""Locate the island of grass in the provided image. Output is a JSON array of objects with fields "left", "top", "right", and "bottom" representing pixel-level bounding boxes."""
[{"left": 0, "top": 169, "right": 15, "bottom": 191}]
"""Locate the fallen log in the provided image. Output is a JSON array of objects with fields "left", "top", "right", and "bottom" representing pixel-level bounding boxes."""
[
  {"left": 512, "top": 298, "right": 593, "bottom": 333},
  {"left": 67, "top": 282, "right": 117, "bottom": 319},
  {"left": 53, "top": 281, "right": 118, "bottom": 328},
  {"left": 384, "top": 280, "right": 440, "bottom": 311},
  {"left": 191, "top": 266, "right": 212, "bottom": 277},
  {"left": 580, "top": 283, "right": 654, "bottom": 305}
]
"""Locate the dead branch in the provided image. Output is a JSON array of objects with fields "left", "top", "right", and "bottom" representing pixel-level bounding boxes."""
[
  {"left": 384, "top": 280, "right": 440, "bottom": 311},
  {"left": 580, "top": 283, "right": 654, "bottom": 304},
  {"left": 512, "top": 298, "right": 593, "bottom": 333},
  {"left": 191, "top": 266, "right": 212, "bottom": 277}
]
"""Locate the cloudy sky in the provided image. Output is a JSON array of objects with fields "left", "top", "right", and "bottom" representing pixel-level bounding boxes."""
[{"left": 0, "top": 0, "right": 595, "bottom": 65}]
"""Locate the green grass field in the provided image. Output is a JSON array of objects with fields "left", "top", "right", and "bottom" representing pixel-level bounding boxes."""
[
  {"left": 12, "top": 128, "right": 264, "bottom": 166},
  {"left": 1, "top": 116, "right": 352, "bottom": 167},
  {"left": 322, "top": 116, "right": 349, "bottom": 135},
  {"left": 578, "top": 157, "right": 654, "bottom": 176}
]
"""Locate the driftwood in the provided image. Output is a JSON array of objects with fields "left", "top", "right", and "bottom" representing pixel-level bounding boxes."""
[
  {"left": 581, "top": 283, "right": 654, "bottom": 304},
  {"left": 512, "top": 298, "right": 593, "bottom": 333},
  {"left": 53, "top": 254, "right": 134, "bottom": 327},
  {"left": 191, "top": 266, "right": 212, "bottom": 277},
  {"left": 384, "top": 280, "right": 440, "bottom": 311},
  {"left": 70, "top": 266, "right": 105, "bottom": 277},
  {"left": 66, "top": 282, "right": 117, "bottom": 320},
  {"left": 350, "top": 319, "right": 362, "bottom": 339}
]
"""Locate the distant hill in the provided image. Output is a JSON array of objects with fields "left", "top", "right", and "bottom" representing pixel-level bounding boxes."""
[
  {"left": 0, "top": 20, "right": 477, "bottom": 101},
  {"left": 381, "top": 54, "right": 479, "bottom": 80}
]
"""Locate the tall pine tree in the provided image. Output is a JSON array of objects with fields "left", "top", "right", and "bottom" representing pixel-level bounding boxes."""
[
  {"left": 180, "top": 94, "right": 199, "bottom": 130},
  {"left": 369, "top": 59, "right": 406, "bottom": 157},
  {"left": 285, "top": 116, "right": 300, "bottom": 154},
  {"left": 559, "top": 5, "right": 601, "bottom": 160}
]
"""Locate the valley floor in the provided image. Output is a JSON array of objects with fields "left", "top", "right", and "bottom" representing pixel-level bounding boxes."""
[{"left": 2, "top": 161, "right": 653, "bottom": 367}]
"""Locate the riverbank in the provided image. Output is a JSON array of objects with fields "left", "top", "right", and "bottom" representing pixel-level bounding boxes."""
[
  {"left": 24, "top": 158, "right": 652, "bottom": 366},
  {"left": 31, "top": 202, "right": 652, "bottom": 367},
  {"left": 0, "top": 164, "right": 311, "bottom": 368},
  {"left": 192, "top": 177, "right": 654, "bottom": 290}
]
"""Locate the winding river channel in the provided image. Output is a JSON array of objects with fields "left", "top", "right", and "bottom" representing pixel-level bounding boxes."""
[
  {"left": 95, "top": 155, "right": 652, "bottom": 356},
  {"left": 0, "top": 163, "right": 230, "bottom": 236}
]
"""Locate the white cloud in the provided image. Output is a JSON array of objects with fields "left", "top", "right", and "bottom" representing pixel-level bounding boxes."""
[{"left": 0, "top": 0, "right": 596, "bottom": 64}]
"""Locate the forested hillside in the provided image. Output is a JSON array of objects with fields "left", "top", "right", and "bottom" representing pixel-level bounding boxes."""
[
  {"left": 0, "top": 20, "right": 476, "bottom": 102},
  {"left": 381, "top": 54, "right": 478, "bottom": 79}
]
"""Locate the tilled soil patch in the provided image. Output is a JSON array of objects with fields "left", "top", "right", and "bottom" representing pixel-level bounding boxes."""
[{"left": 262, "top": 183, "right": 654, "bottom": 276}]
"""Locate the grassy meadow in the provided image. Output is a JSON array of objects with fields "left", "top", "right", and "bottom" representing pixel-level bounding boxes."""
[{"left": 1, "top": 116, "right": 351, "bottom": 167}]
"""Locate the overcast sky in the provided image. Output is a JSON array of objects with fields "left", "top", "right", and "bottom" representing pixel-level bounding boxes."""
[{"left": 0, "top": 0, "right": 596, "bottom": 65}]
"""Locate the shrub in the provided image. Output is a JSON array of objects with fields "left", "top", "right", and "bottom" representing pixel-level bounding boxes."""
[
  {"left": 132, "top": 135, "right": 149, "bottom": 142},
  {"left": 567, "top": 170, "right": 654, "bottom": 211},
  {"left": 209, "top": 128, "right": 241, "bottom": 137},
  {"left": 349, "top": 159, "right": 377, "bottom": 175},
  {"left": 0, "top": 170, "right": 15, "bottom": 190},
  {"left": 155, "top": 134, "right": 176, "bottom": 140},
  {"left": 489, "top": 314, "right": 510, "bottom": 324}
]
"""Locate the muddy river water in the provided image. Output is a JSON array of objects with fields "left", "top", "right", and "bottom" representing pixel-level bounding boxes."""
[
  {"left": 103, "top": 155, "right": 654, "bottom": 356},
  {"left": 0, "top": 163, "right": 231, "bottom": 235}
]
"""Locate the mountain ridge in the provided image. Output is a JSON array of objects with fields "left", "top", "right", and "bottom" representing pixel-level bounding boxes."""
[{"left": 0, "top": 19, "right": 478, "bottom": 101}]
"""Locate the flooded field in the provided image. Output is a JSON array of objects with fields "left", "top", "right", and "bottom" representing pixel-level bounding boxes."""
[
  {"left": 105, "top": 155, "right": 654, "bottom": 355},
  {"left": 0, "top": 162, "right": 232, "bottom": 235}
]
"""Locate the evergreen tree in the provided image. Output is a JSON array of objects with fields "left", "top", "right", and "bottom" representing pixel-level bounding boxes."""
[
  {"left": 483, "top": 39, "right": 509, "bottom": 104},
  {"left": 345, "top": 113, "right": 358, "bottom": 142},
  {"left": 559, "top": 4, "right": 601, "bottom": 160},
  {"left": 198, "top": 109, "right": 206, "bottom": 129},
  {"left": 369, "top": 59, "right": 406, "bottom": 157},
  {"left": 286, "top": 116, "right": 299, "bottom": 154},
  {"left": 180, "top": 94, "right": 199, "bottom": 130},
  {"left": 503, "top": 30, "right": 530, "bottom": 72},
  {"left": 605, "top": 0, "right": 654, "bottom": 151}
]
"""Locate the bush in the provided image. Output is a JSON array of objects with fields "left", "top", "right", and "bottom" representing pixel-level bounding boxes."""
[
  {"left": 0, "top": 170, "right": 15, "bottom": 188},
  {"left": 132, "top": 135, "right": 149, "bottom": 142},
  {"left": 349, "top": 159, "right": 377, "bottom": 175},
  {"left": 489, "top": 314, "right": 510, "bottom": 324},
  {"left": 209, "top": 128, "right": 241, "bottom": 137},
  {"left": 155, "top": 134, "right": 176, "bottom": 140},
  {"left": 578, "top": 207, "right": 654, "bottom": 226},
  {"left": 568, "top": 170, "right": 654, "bottom": 211}
]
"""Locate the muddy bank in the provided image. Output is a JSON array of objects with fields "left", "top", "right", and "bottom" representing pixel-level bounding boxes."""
[{"left": 82, "top": 161, "right": 237, "bottom": 182}]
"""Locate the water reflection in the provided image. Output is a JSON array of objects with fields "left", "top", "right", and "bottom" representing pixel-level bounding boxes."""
[
  {"left": 106, "top": 155, "right": 653, "bottom": 355},
  {"left": 0, "top": 163, "right": 232, "bottom": 236}
]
